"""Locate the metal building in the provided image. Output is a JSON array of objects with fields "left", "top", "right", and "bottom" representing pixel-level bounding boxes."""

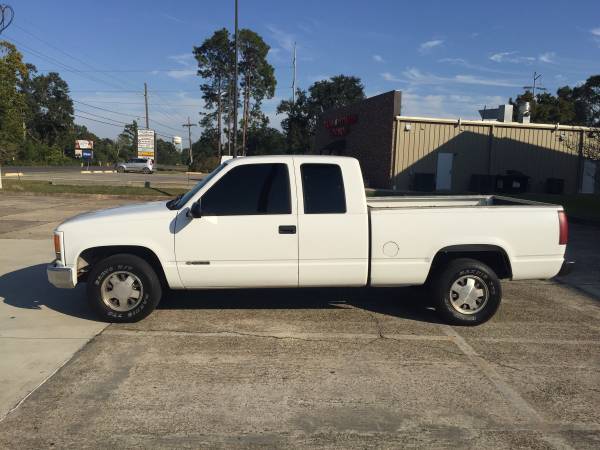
[{"left": 314, "top": 90, "right": 598, "bottom": 194}]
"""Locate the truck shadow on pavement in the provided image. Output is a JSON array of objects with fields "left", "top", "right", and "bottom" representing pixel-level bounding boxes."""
[
  {"left": 0, "top": 264, "right": 97, "bottom": 321},
  {"left": 0, "top": 264, "right": 442, "bottom": 324}
]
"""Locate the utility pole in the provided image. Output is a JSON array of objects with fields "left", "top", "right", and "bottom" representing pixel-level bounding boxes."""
[
  {"left": 292, "top": 42, "right": 297, "bottom": 102},
  {"left": 182, "top": 117, "right": 197, "bottom": 165},
  {"left": 523, "top": 72, "right": 547, "bottom": 97},
  {"left": 232, "top": 0, "right": 239, "bottom": 158},
  {"left": 144, "top": 82, "right": 150, "bottom": 129}
]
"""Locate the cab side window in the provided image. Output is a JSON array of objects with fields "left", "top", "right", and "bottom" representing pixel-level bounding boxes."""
[
  {"left": 201, "top": 163, "right": 291, "bottom": 215},
  {"left": 301, "top": 163, "right": 346, "bottom": 214}
]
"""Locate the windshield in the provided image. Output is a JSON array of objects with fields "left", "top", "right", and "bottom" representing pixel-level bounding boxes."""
[{"left": 168, "top": 162, "right": 228, "bottom": 210}]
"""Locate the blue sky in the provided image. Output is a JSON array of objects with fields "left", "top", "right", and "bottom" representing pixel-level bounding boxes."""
[{"left": 5, "top": 0, "right": 600, "bottom": 140}]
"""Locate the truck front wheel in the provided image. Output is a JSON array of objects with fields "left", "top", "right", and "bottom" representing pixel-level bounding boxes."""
[
  {"left": 431, "top": 258, "right": 501, "bottom": 326},
  {"left": 86, "top": 254, "right": 162, "bottom": 323}
]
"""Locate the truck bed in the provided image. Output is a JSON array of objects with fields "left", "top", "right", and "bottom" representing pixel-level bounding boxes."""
[
  {"left": 367, "top": 195, "right": 554, "bottom": 209},
  {"left": 367, "top": 194, "right": 564, "bottom": 287}
]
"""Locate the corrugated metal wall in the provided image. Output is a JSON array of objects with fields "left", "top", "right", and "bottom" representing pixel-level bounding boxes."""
[{"left": 392, "top": 117, "right": 587, "bottom": 193}]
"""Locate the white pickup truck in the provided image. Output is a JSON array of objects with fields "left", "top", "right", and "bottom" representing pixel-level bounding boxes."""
[{"left": 48, "top": 155, "right": 571, "bottom": 325}]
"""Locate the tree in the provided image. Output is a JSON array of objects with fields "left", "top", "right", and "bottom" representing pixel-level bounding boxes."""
[
  {"left": 238, "top": 29, "right": 276, "bottom": 155},
  {"left": 117, "top": 121, "right": 138, "bottom": 160},
  {"left": 194, "top": 29, "right": 234, "bottom": 159},
  {"left": 277, "top": 88, "right": 312, "bottom": 153},
  {"left": 0, "top": 41, "right": 28, "bottom": 163},
  {"left": 277, "top": 75, "right": 366, "bottom": 153},
  {"left": 25, "top": 72, "right": 74, "bottom": 148},
  {"left": 308, "top": 74, "right": 365, "bottom": 115},
  {"left": 156, "top": 138, "right": 181, "bottom": 165},
  {"left": 245, "top": 126, "right": 285, "bottom": 156},
  {"left": 572, "top": 75, "right": 600, "bottom": 127}
]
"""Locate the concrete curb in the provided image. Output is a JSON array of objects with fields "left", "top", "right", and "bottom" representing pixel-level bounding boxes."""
[
  {"left": 3, "top": 172, "right": 24, "bottom": 177},
  {"left": 80, "top": 170, "right": 116, "bottom": 174}
]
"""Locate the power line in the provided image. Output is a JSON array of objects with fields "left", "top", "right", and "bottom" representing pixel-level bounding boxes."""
[
  {"left": 3, "top": 35, "right": 128, "bottom": 90},
  {"left": 12, "top": 23, "right": 143, "bottom": 92}
]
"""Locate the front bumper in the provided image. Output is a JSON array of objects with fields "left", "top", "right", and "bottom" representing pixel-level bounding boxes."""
[
  {"left": 47, "top": 261, "right": 76, "bottom": 289},
  {"left": 557, "top": 260, "right": 575, "bottom": 277}
]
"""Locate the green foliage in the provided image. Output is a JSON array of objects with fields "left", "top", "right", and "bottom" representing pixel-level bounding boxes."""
[
  {"left": 308, "top": 75, "right": 366, "bottom": 113},
  {"left": 0, "top": 41, "right": 28, "bottom": 163},
  {"left": 277, "top": 89, "right": 313, "bottom": 153},
  {"left": 510, "top": 75, "right": 600, "bottom": 127},
  {"left": 245, "top": 127, "right": 286, "bottom": 156},
  {"left": 156, "top": 138, "right": 182, "bottom": 165},
  {"left": 277, "top": 75, "right": 366, "bottom": 154},
  {"left": 194, "top": 28, "right": 234, "bottom": 157},
  {"left": 24, "top": 71, "right": 74, "bottom": 147}
]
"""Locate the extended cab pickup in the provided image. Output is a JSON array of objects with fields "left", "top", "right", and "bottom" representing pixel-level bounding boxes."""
[{"left": 47, "top": 155, "right": 571, "bottom": 325}]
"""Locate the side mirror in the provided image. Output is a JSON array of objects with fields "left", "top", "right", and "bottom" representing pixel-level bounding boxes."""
[{"left": 187, "top": 201, "right": 203, "bottom": 219}]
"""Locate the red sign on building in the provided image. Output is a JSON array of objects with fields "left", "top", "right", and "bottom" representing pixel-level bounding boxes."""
[{"left": 324, "top": 114, "right": 358, "bottom": 137}]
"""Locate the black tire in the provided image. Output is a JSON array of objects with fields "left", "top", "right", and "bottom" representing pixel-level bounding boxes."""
[
  {"left": 142, "top": 167, "right": 151, "bottom": 174},
  {"left": 430, "top": 258, "right": 501, "bottom": 326},
  {"left": 86, "top": 254, "right": 162, "bottom": 323},
  {"left": 116, "top": 166, "right": 125, "bottom": 173}
]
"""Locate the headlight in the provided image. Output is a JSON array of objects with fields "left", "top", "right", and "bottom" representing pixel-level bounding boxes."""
[{"left": 53, "top": 231, "right": 64, "bottom": 262}]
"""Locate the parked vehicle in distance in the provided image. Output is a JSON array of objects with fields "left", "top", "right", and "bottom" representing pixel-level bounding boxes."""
[
  {"left": 48, "top": 156, "right": 572, "bottom": 325},
  {"left": 115, "top": 158, "right": 153, "bottom": 174}
]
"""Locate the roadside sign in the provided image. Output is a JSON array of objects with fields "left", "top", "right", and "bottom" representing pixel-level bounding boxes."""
[
  {"left": 138, "top": 129, "right": 155, "bottom": 158},
  {"left": 75, "top": 140, "right": 94, "bottom": 158},
  {"left": 82, "top": 149, "right": 94, "bottom": 160}
]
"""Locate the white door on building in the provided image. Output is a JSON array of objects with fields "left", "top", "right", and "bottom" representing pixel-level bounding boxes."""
[
  {"left": 581, "top": 159, "right": 597, "bottom": 194},
  {"left": 436, "top": 153, "right": 453, "bottom": 191}
]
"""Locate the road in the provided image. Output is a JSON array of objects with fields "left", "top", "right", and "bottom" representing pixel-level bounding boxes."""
[
  {"left": 2, "top": 165, "right": 204, "bottom": 188},
  {"left": 0, "top": 192, "right": 599, "bottom": 448}
]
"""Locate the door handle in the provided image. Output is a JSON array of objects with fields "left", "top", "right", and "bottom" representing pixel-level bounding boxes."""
[{"left": 278, "top": 225, "right": 296, "bottom": 234}]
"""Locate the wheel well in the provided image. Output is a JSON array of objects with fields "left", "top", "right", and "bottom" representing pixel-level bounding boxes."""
[
  {"left": 78, "top": 245, "right": 168, "bottom": 287},
  {"left": 429, "top": 245, "right": 512, "bottom": 280}
]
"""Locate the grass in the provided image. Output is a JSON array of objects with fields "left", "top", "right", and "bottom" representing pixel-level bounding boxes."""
[{"left": 1, "top": 179, "right": 187, "bottom": 197}]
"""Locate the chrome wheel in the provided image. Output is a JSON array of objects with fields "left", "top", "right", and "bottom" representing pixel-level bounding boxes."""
[
  {"left": 100, "top": 271, "right": 143, "bottom": 312},
  {"left": 449, "top": 275, "right": 489, "bottom": 315}
]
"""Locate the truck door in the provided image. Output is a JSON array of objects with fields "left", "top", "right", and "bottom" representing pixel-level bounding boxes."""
[
  {"left": 295, "top": 160, "right": 369, "bottom": 287},
  {"left": 174, "top": 162, "right": 298, "bottom": 288}
]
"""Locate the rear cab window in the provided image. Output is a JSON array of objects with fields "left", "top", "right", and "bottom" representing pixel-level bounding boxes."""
[{"left": 300, "top": 163, "right": 346, "bottom": 214}]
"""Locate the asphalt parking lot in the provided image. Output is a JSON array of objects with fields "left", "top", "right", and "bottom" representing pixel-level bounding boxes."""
[{"left": 0, "top": 193, "right": 599, "bottom": 449}]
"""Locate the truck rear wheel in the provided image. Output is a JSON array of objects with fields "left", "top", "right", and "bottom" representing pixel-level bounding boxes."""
[
  {"left": 86, "top": 254, "right": 162, "bottom": 323},
  {"left": 431, "top": 258, "right": 501, "bottom": 326}
]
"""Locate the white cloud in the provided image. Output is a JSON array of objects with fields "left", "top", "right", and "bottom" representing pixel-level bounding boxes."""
[
  {"left": 401, "top": 91, "right": 508, "bottom": 119},
  {"left": 266, "top": 25, "right": 295, "bottom": 52},
  {"left": 591, "top": 28, "right": 600, "bottom": 46},
  {"left": 381, "top": 72, "right": 402, "bottom": 82},
  {"left": 166, "top": 69, "right": 197, "bottom": 79},
  {"left": 538, "top": 52, "right": 556, "bottom": 63},
  {"left": 166, "top": 53, "right": 196, "bottom": 79},
  {"left": 381, "top": 68, "right": 521, "bottom": 88},
  {"left": 373, "top": 54, "right": 385, "bottom": 63},
  {"left": 168, "top": 53, "right": 194, "bottom": 66},
  {"left": 490, "top": 51, "right": 556, "bottom": 64},
  {"left": 419, "top": 39, "right": 444, "bottom": 53},
  {"left": 489, "top": 52, "right": 535, "bottom": 63}
]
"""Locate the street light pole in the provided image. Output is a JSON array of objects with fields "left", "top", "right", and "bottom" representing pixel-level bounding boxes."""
[{"left": 232, "top": 0, "right": 239, "bottom": 158}]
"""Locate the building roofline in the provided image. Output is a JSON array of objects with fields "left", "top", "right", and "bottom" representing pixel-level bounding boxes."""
[{"left": 395, "top": 115, "right": 597, "bottom": 132}]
